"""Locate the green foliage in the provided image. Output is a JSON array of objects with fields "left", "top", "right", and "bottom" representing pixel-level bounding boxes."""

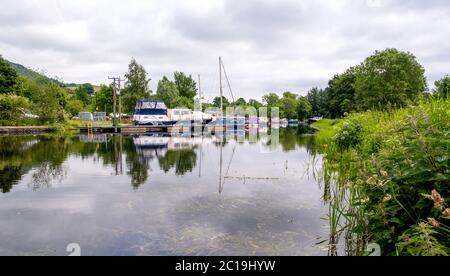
[
  {"left": 156, "top": 76, "right": 180, "bottom": 108},
  {"left": 434, "top": 75, "right": 450, "bottom": 99},
  {"left": 93, "top": 85, "right": 113, "bottom": 114},
  {"left": 297, "top": 96, "right": 312, "bottom": 121},
  {"left": 21, "top": 76, "right": 67, "bottom": 124},
  {"left": 355, "top": 48, "right": 427, "bottom": 110},
  {"left": 325, "top": 67, "right": 357, "bottom": 118},
  {"left": 122, "top": 58, "right": 151, "bottom": 114},
  {"left": 318, "top": 98, "right": 450, "bottom": 256},
  {"left": 332, "top": 119, "right": 362, "bottom": 151},
  {"left": 174, "top": 72, "right": 197, "bottom": 100},
  {"left": 279, "top": 92, "right": 298, "bottom": 119},
  {"left": 74, "top": 83, "right": 94, "bottom": 107},
  {"left": 306, "top": 87, "right": 327, "bottom": 117},
  {"left": 234, "top": 97, "right": 247, "bottom": 106},
  {"left": 66, "top": 97, "right": 84, "bottom": 117},
  {"left": 213, "top": 96, "right": 230, "bottom": 109},
  {"left": 0, "top": 94, "right": 30, "bottom": 125},
  {"left": 0, "top": 56, "right": 20, "bottom": 94}
]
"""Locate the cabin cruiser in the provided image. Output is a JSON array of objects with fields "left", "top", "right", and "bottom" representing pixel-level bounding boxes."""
[{"left": 132, "top": 100, "right": 177, "bottom": 126}]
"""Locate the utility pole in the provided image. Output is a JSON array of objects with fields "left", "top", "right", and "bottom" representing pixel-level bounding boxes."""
[
  {"left": 117, "top": 78, "right": 125, "bottom": 124},
  {"left": 108, "top": 76, "right": 125, "bottom": 127}
]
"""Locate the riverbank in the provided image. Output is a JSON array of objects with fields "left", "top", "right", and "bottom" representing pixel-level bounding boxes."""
[{"left": 313, "top": 98, "right": 450, "bottom": 256}]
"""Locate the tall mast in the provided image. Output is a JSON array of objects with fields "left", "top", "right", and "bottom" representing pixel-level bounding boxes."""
[
  {"left": 219, "top": 57, "right": 223, "bottom": 115},
  {"left": 198, "top": 74, "right": 202, "bottom": 111}
]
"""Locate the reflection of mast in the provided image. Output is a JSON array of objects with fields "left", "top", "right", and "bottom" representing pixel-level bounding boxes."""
[
  {"left": 219, "top": 141, "right": 224, "bottom": 193},
  {"left": 218, "top": 139, "right": 237, "bottom": 194}
]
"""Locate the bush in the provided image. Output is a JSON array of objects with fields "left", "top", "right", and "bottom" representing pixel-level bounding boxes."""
[
  {"left": 320, "top": 97, "right": 450, "bottom": 256},
  {"left": 0, "top": 94, "right": 30, "bottom": 125}
]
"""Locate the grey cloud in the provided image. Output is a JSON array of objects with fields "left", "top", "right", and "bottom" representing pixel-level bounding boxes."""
[{"left": 0, "top": 0, "right": 449, "bottom": 99}]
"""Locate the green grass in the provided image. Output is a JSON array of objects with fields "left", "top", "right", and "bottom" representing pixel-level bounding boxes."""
[{"left": 316, "top": 97, "right": 450, "bottom": 256}]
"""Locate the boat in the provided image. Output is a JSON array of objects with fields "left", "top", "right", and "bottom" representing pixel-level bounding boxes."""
[{"left": 132, "top": 100, "right": 177, "bottom": 126}]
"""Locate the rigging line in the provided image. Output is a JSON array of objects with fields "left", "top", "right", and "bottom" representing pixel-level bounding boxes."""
[
  {"left": 221, "top": 141, "right": 238, "bottom": 188},
  {"left": 220, "top": 59, "right": 235, "bottom": 103}
]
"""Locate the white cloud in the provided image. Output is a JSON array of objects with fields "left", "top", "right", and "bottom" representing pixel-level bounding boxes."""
[{"left": 0, "top": 0, "right": 448, "bottom": 100}]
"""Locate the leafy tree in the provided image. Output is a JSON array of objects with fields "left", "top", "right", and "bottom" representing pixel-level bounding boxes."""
[
  {"left": 156, "top": 76, "right": 179, "bottom": 108},
  {"left": 0, "top": 56, "right": 20, "bottom": 94},
  {"left": 434, "top": 75, "right": 450, "bottom": 99},
  {"left": 297, "top": 96, "right": 312, "bottom": 121},
  {"left": 279, "top": 92, "right": 298, "bottom": 119},
  {"left": 22, "top": 78, "right": 66, "bottom": 123},
  {"left": 81, "top": 83, "right": 95, "bottom": 95},
  {"left": 355, "top": 48, "right": 427, "bottom": 110},
  {"left": 213, "top": 96, "right": 230, "bottom": 110},
  {"left": 122, "top": 58, "right": 151, "bottom": 114},
  {"left": 233, "top": 97, "right": 247, "bottom": 106},
  {"left": 66, "top": 97, "right": 84, "bottom": 117},
  {"left": 75, "top": 85, "right": 91, "bottom": 107},
  {"left": 0, "top": 94, "right": 30, "bottom": 124},
  {"left": 306, "top": 87, "right": 327, "bottom": 117},
  {"left": 262, "top": 93, "right": 280, "bottom": 107},
  {"left": 325, "top": 67, "right": 358, "bottom": 118},
  {"left": 93, "top": 85, "right": 113, "bottom": 114},
  {"left": 248, "top": 99, "right": 263, "bottom": 110},
  {"left": 174, "top": 72, "right": 197, "bottom": 100}
]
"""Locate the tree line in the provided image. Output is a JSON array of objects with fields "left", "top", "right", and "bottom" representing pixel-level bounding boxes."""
[{"left": 1, "top": 48, "right": 449, "bottom": 126}]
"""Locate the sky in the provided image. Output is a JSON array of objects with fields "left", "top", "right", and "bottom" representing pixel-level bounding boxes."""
[{"left": 1, "top": 0, "right": 449, "bottom": 101}]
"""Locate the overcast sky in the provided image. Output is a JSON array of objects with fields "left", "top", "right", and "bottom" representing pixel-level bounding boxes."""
[{"left": 1, "top": 0, "right": 449, "bottom": 101}]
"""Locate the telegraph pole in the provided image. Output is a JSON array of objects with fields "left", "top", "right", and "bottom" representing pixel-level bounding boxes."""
[
  {"left": 117, "top": 78, "right": 125, "bottom": 124},
  {"left": 108, "top": 76, "right": 125, "bottom": 127}
]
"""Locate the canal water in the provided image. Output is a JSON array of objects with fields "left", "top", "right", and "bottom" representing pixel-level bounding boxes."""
[{"left": 0, "top": 128, "right": 328, "bottom": 256}]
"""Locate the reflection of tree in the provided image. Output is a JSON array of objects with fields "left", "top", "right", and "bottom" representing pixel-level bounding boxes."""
[
  {"left": 278, "top": 127, "right": 317, "bottom": 153},
  {"left": 30, "top": 162, "right": 67, "bottom": 191},
  {"left": 0, "top": 166, "right": 22, "bottom": 193},
  {"left": 158, "top": 149, "right": 197, "bottom": 175},
  {"left": 0, "top": 135, "right": 70, "bottom": 192}
]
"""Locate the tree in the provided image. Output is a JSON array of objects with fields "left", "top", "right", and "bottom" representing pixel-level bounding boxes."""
[
  {"left": 213, "top": 96, "right": 230, "bottom": 110},
  {"left": 248, "top": 99, "right": 263, "bottom": 110},
  {"left": 262, "top": 93, "right": 280, "bottom": 107},
  {"left": 233, "top": 97, "right": 247, "bottom": 106},
  {"left": 297, "top": 96, "right": 312, "bottom": 121},
  {"left": 66, "top": 97, "right": 84, "bottom": 117},
  {"left": 279, "top": 92, "right": 298, "bottom": 119},
  {"left": 325, "top": 67, "right": 358, "bottom": 118},
  {"left": 81, "top": 83, "right": 95, "bottom": 95},
  {"left": 75, "top": 85, "right": 91, "bottom": 108},
  {"left": 306, "top": 87, "right": 327, "bottom": 117},
  {"left": 174, "top": 72, "right": 197, "bottom": 100},
  {"left": 122, "top": 58, "right": 151, "bottom": 114},
  {"left": 0, "top": 56, "right": 20, "bottom": 94},
  {"left": 156, "top": 76, "right": 179, "bottom": 108},
  {"left": 93, "top": 85, "right": 114, "bottom": 114},
  {"left": 355, "top": 48, "right": 427, "bottom": 110},
  {"left": 434, "top": 75, "right": 450, "bottom": 99},
  {"left": 0, "top": 94, "right": 30, "bottom": 124}
]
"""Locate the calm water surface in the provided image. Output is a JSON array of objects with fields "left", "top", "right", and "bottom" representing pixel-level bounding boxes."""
[{"left": 0, "top": 128, "right": 328, "bottom": 256}]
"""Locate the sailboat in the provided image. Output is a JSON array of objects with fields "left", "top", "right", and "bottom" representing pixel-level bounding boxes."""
[{"left": 207, "top": 57, "right": 246, "bottom": 133}]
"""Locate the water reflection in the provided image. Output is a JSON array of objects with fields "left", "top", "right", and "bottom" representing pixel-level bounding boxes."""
[
  {"left": 0, "top": 128, "right": 318, "bottom": 194},
  {"left": 0, "top": 127, "right": 327, "bottom": 256}
]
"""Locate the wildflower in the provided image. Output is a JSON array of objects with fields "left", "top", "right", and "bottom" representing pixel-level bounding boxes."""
[
  {"left": 431, "top": 189, "right": 445, "bottom": 211},
  {"left": 427, "top": 218, "right": 440, "bottom": 227},
  {"left": 366, "top": 176, "right": 378, "bottom": 186},
  {"left": 383, "top": 194, "right": 392, "bottom": 203},
  {"left": 443, "top": 208, "right": 450, "bottom": 218}
]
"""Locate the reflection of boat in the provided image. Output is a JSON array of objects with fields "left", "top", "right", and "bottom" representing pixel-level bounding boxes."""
[
  {"left": 207, "top": 117, "right": 246, "bottom": 132},
  {"left": 133, "top": 100, "right": 177, "bottom": 126}
]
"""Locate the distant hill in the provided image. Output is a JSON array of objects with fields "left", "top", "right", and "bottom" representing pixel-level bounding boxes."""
[{"left": 6, "top": 59, "right": 98, "bottom": 90}]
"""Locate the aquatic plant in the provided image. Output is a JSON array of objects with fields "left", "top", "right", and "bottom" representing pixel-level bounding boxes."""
[{"left": 315, "top": 97, "right": 450, "bottom": 256}]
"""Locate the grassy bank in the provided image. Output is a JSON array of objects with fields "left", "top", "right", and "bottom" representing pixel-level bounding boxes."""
[{"left": 313, "top": 98, "right": 450, "bottom": 256}]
